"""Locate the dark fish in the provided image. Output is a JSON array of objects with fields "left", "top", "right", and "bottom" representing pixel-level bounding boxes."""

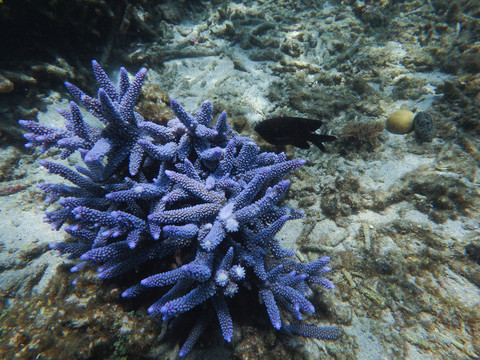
[{"left": 254, "top": 117, "right": 336, "bottom": 151}]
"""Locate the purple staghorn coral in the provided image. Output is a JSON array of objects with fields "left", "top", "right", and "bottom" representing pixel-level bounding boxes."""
[{"left": 20, "top": 61, "right": 339, "bottom": 356}]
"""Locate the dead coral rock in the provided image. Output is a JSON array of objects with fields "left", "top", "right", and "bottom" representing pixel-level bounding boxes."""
[
  {"left": 388, "top": 172, "right": 478, "bottom": 223},
  {"left": 0, "top": 269, "right": 160, "bottom": 360},
  {"left": 437, "top": 76, "right": 480, "bottom": 135},
  {"left": 321, "top": 175, "right": 361, "bottom": 219},
  {"left": 412, "top": 112, "right": 435, "bottom": 144},
  {"left": 466, "top": 242, "right": 480, "bottom": 266},
  {"left": 136, "top": 83, "right": 172, "bottom": 124},
  {"left": 280, "top": 37, "right": 303, "bottom": 57},
  {"left": 339, "top": 120, "right": 384, "bottom": 153},
  {"left": 391, "top": 76, "right": 429, "bottom": 101},
  {"left": 309, "top": 219, "right": 348, "bottom": 248},
  {"left": 352, "top": 4, "right": 386, "bottom": 28},
  {"left": 231, "top": 116, "right": 248, "bottom": 133},
  {"left": 0, "top": 75, "right": 14, "bottom": 93},
  {"left": 0, "top": 147, "right": 24, "bottom": 182},
  {"left": 30, "top": 58, "right": 75, "bottom": 83},
  {"left": 233, "top": 325, "right": 289, "bottom": 360}
]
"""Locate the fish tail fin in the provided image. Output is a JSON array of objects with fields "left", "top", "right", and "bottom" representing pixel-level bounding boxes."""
[{"left": 307, "top": 133, "right": 337, "bottom": 152}]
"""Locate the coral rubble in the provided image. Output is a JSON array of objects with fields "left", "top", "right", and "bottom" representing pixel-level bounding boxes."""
[{"left": 19, "top": 61, "right": 338, "bottom": 356}]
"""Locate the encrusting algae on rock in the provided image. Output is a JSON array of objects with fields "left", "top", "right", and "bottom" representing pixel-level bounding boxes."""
[{"left": 412, "top": 111, "right": 434, "bottom": 144}]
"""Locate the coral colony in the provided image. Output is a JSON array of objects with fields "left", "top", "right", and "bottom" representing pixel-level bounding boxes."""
[{"left": 20, "top": 61, "right": 339, "bottom": 356}]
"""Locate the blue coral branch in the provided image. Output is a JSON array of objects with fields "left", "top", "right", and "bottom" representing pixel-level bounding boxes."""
[{"left": 19, "top": 60, "right": 339, "bottom": 357}]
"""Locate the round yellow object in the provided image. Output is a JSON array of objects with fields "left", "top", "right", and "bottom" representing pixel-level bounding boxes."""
[{"left": 386, "top": 110, "right": 414, "bottom": 134}]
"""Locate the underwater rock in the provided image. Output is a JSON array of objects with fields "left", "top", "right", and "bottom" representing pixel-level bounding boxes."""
[
  {"left": 412, "top": 112, "right": 434, "bottom": 143},
  {"left": 353, "top": 4, "right": 386, "bottom": 28},
  {"left": 0, "top": 74, "right": 14, "bottom": 93},
  {"left": 385, "top": 110, "right": 414, "bottom": 135},
  {"left": 466, "top": 242, "right": 480, "bottom": 265},
  {"left": 339, "top": 120, "right": 384, "bottom": 153},
  {"left": 280, "top": 37, "right": 302, "bottom": 58}
]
